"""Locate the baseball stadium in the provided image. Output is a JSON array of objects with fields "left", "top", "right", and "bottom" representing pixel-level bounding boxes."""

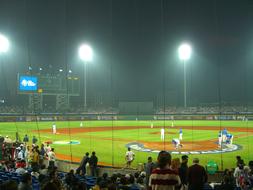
[{"left": 1, "top": 0, "right": 253, "bottom": 189}]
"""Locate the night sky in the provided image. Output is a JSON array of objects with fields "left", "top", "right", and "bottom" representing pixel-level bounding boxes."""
[{"left": 0, "top": 0, "right": 253, "bottom": 107}]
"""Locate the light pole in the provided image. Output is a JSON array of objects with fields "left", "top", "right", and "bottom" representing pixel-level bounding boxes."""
[
  {"left": 178, "top": 43, "right": 192, "bottom": 108},
  {"left": 78, "top": 44, "right": 93, "bottom": 110}
]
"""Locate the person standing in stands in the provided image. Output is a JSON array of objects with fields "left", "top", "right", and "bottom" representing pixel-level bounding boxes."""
[
  {"left": 149, "top": 151, "right": 181, "bottom": 190},
  {"left": 89, "top": 151, "right": 98, "bottom": 177},
  {"left": 179, "top": 155, "right": 189, "bottom": 190},
  {"left": 188, "top": 158, "right": 208, "bottom": 190},
  {"left": 145, "top": 156, "right": 155, "bottom": 188},
  {"left": 76, "top": 152, "right": 90, "bottom": 175},
  {"left": 18, "top": 172, "right": 32, "bottom": 190},
  {"left": 48, "top": 148, "right": 56, "bottom": 168}
]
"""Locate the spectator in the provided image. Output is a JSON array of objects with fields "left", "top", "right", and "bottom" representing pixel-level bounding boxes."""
[
  {"left": 0, "top": 180, "right": 18, "bottom": 190},
  {"left": 89, "top": 151, "right": 98, "bottom": 177},
  {"left": 41, "top": 181, "right": 60, "bottom": 190},
  {"left": 149, "top": 151, "right": 181, "bottom": 190},
  {"left": 179, "top": 155, "right": 188, "bottom": 189},
  {"left": 76, "top": 152, "right": 89, "bottom": 175},
  {"left": 136, "top": 176, "right": 145, "bottom": 190},
  {"left": 48, "top": 170, "right": 63, "bottom": 190},
  {"left": 31, "top": 146, "right": 39, "bottom": 171},
  {"left": 188, "top": 158, "right": 208, "bottom": 190},
  {"left": 171, "top": 158, "right": 180, "bottom": 172},
  {"left": 65, "top": 169, "right": 78, "bottom": 188},
  {"left": 219, "top": 176, "right": 234, "bottom": 190},
  {"left": 17, "top": 146, "right": 25, "bottom": 160},
  {"left": 234, "top": 159, "right": 250, "bottom": 189},
  {"left": 119, "top": 175, "right": 130, "bottom": 190},
  {"left": 48, "top": 148, "right": 56, "bottom": 168},
  {"left": 39, "top": 164, "right": 48, "bottom": 175},
  {"left": 18, "top": 173, "right": 32, "bottom": 190},
  {"left": 145, "top": 156, "right": 155, "bottom": 188},
  {"left": 39, "top": 143, "right": 46, "bottom": 166},
  {"left": 128, "top": 174, "right": 142, "bottom": 190},
  {"left": 24, "top": 145, "right": 30, "bottom": 168},
  {"left": 31, "top": 166, "right": 40, "bottom": 179},
  {"left": 15, "top": 160, "right": 27, "bottom": 175}
]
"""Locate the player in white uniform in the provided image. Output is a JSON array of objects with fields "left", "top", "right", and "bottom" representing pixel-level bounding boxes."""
[
  {"left": 161, "top": 128, "right": 165, "bottom": 141},
  {"left": 218, "top": 131, "right": 222, "bottom": 148},
  {"left": 150, "top": 122, "right": 153, "bottom": 128},
  {"left": 52, "top": 123, "right": 57, "bottom": 134},
  {"left": 80, "top": 122, "right": 83, "bottom": 127},
  {"left": 171, "top": 121, "right": 174, "bottom": 127}
]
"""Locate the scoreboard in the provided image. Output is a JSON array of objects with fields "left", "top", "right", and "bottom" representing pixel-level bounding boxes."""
[{"left": 17, "top": 73, "right": 80, "bottom": 96}]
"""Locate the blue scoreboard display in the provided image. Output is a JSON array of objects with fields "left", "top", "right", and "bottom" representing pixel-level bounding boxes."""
[
  {"left": 17, "top": 74, "right": 80, "bottom": 95},
  {"left": 19, "top": 76, "right": 38, "bottom": 91}
]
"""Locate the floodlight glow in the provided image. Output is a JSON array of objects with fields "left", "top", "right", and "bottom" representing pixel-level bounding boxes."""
[
  {"left": 59, "top": 69, "right": 63, "bottom": 72},
  {"left": 0, "top": 33, "right": 9, "bottom": 53},
  {"left": 68, "top": 70, "right": 72, "bottom": 73},
  {"left": 79, "top": 44, "right": 93, "bottom": 62},
  {"left": 39, "top": 67, "right": 42, "bottom": 71},
  {"left": 178, "top": 43, "right": 192, "bottom": 61}
]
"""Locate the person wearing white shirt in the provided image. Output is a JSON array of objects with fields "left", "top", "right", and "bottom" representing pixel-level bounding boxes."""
[
  {"left": 48, "top": 148, "right": 56, "bottom": 168},
  {"left": 125, "top": 147, "right": 135, "bottom": 168}
]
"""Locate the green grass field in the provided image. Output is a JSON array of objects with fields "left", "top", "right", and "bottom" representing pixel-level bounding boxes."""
[{"left": 1, "top": 119, "right": 253, "bottom": 170}]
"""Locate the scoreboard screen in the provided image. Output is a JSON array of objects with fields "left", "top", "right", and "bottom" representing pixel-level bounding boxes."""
[
  {"left": 19, "top": 76, "right": 38, "bottom": 91},
  {"left": 17, "top": 74, "right": 80, "bottom": 96}
]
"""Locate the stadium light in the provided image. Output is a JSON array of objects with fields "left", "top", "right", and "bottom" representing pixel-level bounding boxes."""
[
  {"left": 0, "top": 33, "right": 9, "bottom": 53},
  {"left": 79, "top": 44, "right": 93, "bottom": 62},
  {"left": 78, "top": 44, "right": 93, "bottom": 110},
  {"left": 178, "top": 43, "right": 192, "bottom": 61},
  {"left": 68, "top": 70, "right": 72, "bottom": 73},
  {"left": 178, "top": 43, "right": 192, "bottom": 108}
]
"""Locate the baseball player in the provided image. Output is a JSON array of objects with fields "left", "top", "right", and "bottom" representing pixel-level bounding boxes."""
[
  {"left": 161, "top": 128, "right": 165, "bottom": 141},
  {"left": 52, "top": 123, "right": 57, "bottom": 134},
  {"left": 218, "top": 131, "right": 222, "bottom": 148},
  {"left": 172, "top": 138, "right": 181, "bottom": 149},
  {"left": 179, "top": 128, "right": 183, "bottom": 140}
]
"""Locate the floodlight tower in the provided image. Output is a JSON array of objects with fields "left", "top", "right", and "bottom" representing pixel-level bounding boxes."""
[
  {"left": 78, "top": 44, "right": 93, "bottom": 110},
  {"left": 178, "top": 43, "right": 192, "bottom": 108}
]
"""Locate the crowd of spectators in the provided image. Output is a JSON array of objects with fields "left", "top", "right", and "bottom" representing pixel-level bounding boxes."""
[
  {"left": 156, "top": 105, "right": 253, "bottom": 114},
  {"left": 1, "top": 142, "right": 253, "bottom": 190},
  {"left": 2, "top": 104, "right": 253, "bottom": 115},
  {"left": 0, "top": 105, "right": 119, "bottom": 115}
]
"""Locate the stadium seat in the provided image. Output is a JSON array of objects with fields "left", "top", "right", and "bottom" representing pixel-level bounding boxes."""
[
  {"left": 0, "top": 175, "right": 9, "bottom": 181},
  {"left": 11, "top": 176, "right": 19, "bottom": 183},
  {"left": 32, "top": 182, "right": 40, "bottom": 190}
]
